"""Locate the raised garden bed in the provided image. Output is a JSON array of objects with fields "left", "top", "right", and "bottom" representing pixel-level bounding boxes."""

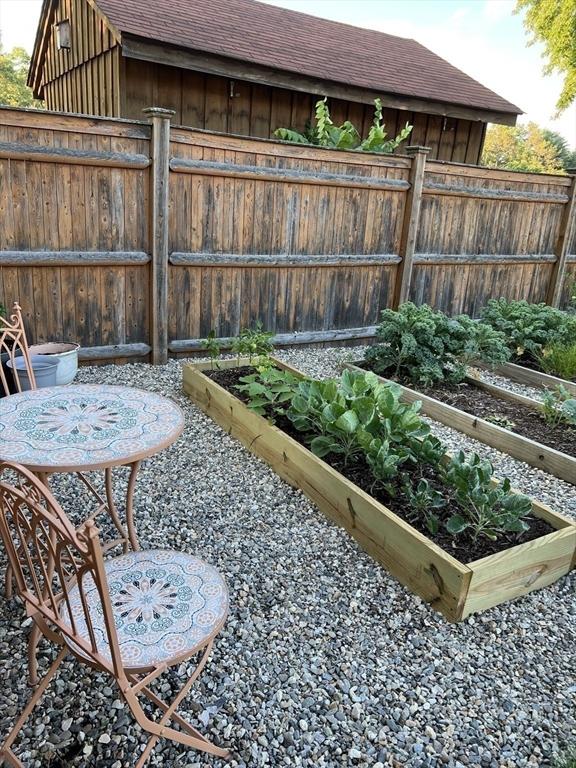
[
  {"left": 474, "top": 360, "right": 576, "bottom": 397},
  {"left": 347, "top": 363, "right": 576, "bottom": 487},
  {"left": 183, "top": 357, "right": 576, "bottom": 622}
]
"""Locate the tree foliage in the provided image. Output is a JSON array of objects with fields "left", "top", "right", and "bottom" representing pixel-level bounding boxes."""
[
  {"left": 481, "top": 122, "right": 563, "bottom": 173},
  {"left": 542, "top": 129, "right": 576, "bottom": 171},
  {"left": 516, "top": 0, "right": 576, "bottom": 113},
  {"left": 0, "top": 46, "right": 43, "bottom": 108}
]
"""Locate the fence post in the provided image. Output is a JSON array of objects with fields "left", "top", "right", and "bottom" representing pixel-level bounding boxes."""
[
  {"left": 143, "top": 107, "right": 175, "bottom": 365},
  {"left": 546, "top": 171, "right": 576, "bottom": 308},
  {"left": 392, "top": 145, "right": 430, "bottom": 308}
]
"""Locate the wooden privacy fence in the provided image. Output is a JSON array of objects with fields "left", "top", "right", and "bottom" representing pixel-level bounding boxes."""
[{"left": 0, "top": 106, "right": 575, "bottom": 364}]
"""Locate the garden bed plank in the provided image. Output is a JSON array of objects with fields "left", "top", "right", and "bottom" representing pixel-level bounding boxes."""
[
  {"left": 183, "top": 358, "right": 576, "bottom": 621},
  {"left": 344, "top": 364, "right": 576, "bottom": 486},
  {"left": 474, "top": 361, "right": 576, "bottom": 397}
]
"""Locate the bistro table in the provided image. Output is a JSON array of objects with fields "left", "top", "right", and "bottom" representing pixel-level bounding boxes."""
[{"left": 0, "top": 383, "right": 185, "bottom": 552}]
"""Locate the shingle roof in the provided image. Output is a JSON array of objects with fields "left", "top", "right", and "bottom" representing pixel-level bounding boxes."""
[{"left": 96, "top": 0, "right": 522, "bottom": 116}]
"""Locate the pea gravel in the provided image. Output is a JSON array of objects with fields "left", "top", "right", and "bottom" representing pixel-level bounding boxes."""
[{"left": 0, "top": 346, "right": 574, "bottom": 768}]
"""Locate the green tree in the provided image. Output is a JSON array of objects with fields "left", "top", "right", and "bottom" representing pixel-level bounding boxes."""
[
  {"left": 481, "top": 122, "right": 563, "bottom": 173},
  {"left": 516, "top": 0, "right": 576, "bottom": 113},
  {"left": 0, "top": 46, "right": 43, "bottom": 108},
  {"left": 542, "top": 129, "right": 576, "bottom": 171}
]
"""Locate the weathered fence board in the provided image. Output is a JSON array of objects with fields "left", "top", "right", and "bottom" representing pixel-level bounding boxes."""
[{"left": 0, "top": 106, "right": 574, "bottom": 362}]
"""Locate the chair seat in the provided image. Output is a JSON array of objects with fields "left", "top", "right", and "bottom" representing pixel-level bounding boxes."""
[{"left": 63, "top": 550, "right": 228, "bottom": 669}]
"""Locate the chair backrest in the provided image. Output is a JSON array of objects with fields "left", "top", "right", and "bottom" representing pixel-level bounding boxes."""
[
  {"left": 0, "top": 462, "right": 125, "bottom": 679},
  {"left": 0, "top": 302, "right": 36, "bottom": 395}
]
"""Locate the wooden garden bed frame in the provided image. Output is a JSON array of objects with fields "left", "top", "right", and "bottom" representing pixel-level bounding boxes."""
[
  {"left": 343, "top": 363, "right": 576, "bottom": 487},
  {"left": 183, "top": 357, "right": 576, "bottom": 622},
  {"left": 474, "top": 360, "right": 576, "bottom": 397}
]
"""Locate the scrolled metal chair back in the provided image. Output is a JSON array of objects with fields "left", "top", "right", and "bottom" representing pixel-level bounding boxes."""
[
  {"left": 0, "top": 302, "right": 36, "bottom": 394},
  {"left": 0, "top": 462, "right": 125, "bottom": 678}
]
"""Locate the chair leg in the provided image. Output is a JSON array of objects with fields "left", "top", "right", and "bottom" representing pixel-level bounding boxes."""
[
  {"left": 124, "top": 643, "right": 229, "bottom": 766},
  {"left": 4, "top": 562, "right": 14, "bottom": 599},
  {"left": 0, "top": 647, "right": 67, "bottom": 767},
  {"left": 27, "top": 623, "right": 41, "bottom": 687}
]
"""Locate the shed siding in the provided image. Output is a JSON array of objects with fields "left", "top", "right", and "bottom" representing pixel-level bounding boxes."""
[
  {"left": 40, "top": 0, "right": 121, "bottom": 117},
  {"left": 121, "top": 59, "right": 485, "bottom": 163}
]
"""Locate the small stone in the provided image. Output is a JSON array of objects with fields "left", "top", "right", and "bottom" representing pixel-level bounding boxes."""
[
  {"left": 349, "top": 747, "right": 363, "bottom": 760},
  {"left": 98, "top": 733, "right": 111, "bottom": 744}
]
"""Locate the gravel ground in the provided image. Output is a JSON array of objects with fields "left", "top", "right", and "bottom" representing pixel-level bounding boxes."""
[
  {"left": 0, "top": 346, "right": 574, "bottom": 768},
  {"left": 469, "top": 368, "right": 546, "bottom": 403}
]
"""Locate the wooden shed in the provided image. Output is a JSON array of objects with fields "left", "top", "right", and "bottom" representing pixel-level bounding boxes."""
[{"left": 28, "top": 0, "right": 522, "bottom": 163}]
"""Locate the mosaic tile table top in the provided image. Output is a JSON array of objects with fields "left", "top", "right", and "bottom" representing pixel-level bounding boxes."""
[
  {"left": 0, "top": 385, "right": 185, "bottom": 471},
  {"left": 64, "top": 549, "right": 228, "bottom": 668}
]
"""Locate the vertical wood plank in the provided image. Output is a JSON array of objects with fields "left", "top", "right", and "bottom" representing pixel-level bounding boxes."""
[
  {"left": 547, "top": 174, "right": 576, "bottom": 306},
  {"left": 393, "top": 146, "right": 430, "bottom": 308},
  {"left": 143, "top": 107, "right": 174, "bottom": 364}
]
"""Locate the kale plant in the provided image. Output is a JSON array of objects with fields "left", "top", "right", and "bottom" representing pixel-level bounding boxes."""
[
  {"left": 481, "top": 298, "right": 576, "bottom": 364},
  {"left": 441, "top": 451, "right": 532, "bottom": 541},
  {"left": 364, "top": 302, "right": 509, "bottom": 386}
]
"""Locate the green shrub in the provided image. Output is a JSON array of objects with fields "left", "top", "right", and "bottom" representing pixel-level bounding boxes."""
[
  {"left": 364, "top": 302, "right": 510, "bottom": 386},
  {"left": 481, "top": 298, "right": 576, "bottom": 363},
  {"left": 539, "top": 342, "right": 576, "bottom": 380}
]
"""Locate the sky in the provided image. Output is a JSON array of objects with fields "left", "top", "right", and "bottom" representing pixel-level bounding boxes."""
[{"left": 1, "top": 0, "right": 575, "bottom": 147}]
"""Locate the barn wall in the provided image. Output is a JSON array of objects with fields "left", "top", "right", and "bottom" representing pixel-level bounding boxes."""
[
  {"left": 40, "top": 0, "right": 122, "bottom": 116},
  {"left": 121, "top": 58, "right": 486, "bottom": 163}
]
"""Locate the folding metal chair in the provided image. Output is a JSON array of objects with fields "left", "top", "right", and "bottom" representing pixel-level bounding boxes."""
[
  {"left": 0, "top": 462, "right": 230, "bottom": 767},
  {"left": 0, "top": 302, "right": 36, "bottom": 395}
]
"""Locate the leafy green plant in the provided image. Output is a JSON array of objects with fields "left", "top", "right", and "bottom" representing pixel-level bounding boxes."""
[
  {"left": 274, "top": 97, "right": 412, "bottom": 154},
  {"left": 538, "top": 342, "right": 576, "bottom": 380},
  {"left": 231, "top": 322, "right": 274, "bottom": 367},
  {"left": 484, "top": 414, "right": 516, "bottom": 430},
  {"left": 287, "top": 369, "right": 428, "bottom": 466},
  {"left": 481, "top": 298, "right": 576, "bottom": 364},
  {"left": 441, "top": 451, "right": 532, "bottom": 541},
  {"left": 364, "top": 302, "right": 510, "bottom": 386},
  {"left": 201, "top": 330, "right": 223, "bottom": 369},
  {"left": 235, "top": 367, "right": 302, "bottom": 419},
  {"left": 541, "top": 385, "right": 576, "bottom": 427},
  {"left": 401, "top": 476, "right": 446, "bottom": 535}
]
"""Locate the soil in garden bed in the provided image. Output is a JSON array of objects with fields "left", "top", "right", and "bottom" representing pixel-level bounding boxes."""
[
  {"left": 205, "top": 366, "right": 555, "bottom": 563},
  {"left": 420, "top": 382, "right": 576, "bottom": 457}
]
